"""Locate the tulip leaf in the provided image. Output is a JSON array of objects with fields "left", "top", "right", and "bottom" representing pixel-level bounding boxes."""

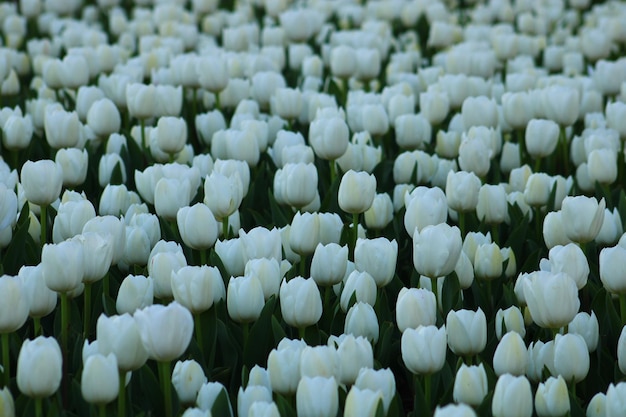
[
  {"left": 618, "top": 189, "right": 626, "bottom": 228},
  {"left": 267, "top": 189, "right": 290, "bottom": 228},
  {"left": 275, "top": 393, "right": 297, "bottom": 417},
  {"left": 1, "top": 202, "right": 35, "bottom": 275},
  {"left": 569, "top": 394, "right": 586, "bottom": 417},
  {"left": 211, "top": 386, "right": 235, "bottom": 417},
  {"left": 373, "top": 160, "right": 395, "bottom": 194},
  {"left": 374, "top": 321, "right": 395, "bottom": 369},
  {"left": 110, "top": 161, "right": 124, "bottom": 185},
  {"left": 209, "top": 248, "right": 229, "bottom": 282},
  {"left": 441, "top": 273, "right": 461, "bottom": 317},
  {"left": 272, "top": 315, "right": 288, "bottom": 343},
  {"left": 102, "top": 292, "right": 117, "bottom": 316},
  {"left": 243, "top": 296, "right": 277, "bottom": 369},
  {"left": 375, "top": 398, "right": 386, "bottom": 417}
]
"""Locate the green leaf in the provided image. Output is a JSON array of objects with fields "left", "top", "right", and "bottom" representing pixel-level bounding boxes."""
[
  {"left": 102, "top": 292, "right": 117, "bottom": 316},
  {"left": 1, "top": 203, "right": 34, "bottom": 274},
  {"left": 243, "top": 296, "right": 277, "bottom": 369},
  {"left": 268, "top": 189, "right": 290, "bottom": 228},
  {"left": 272, "top": 315, "right": 288, "bottom": 343},
  {"left": 110, "top": 161, "right": 124, "bottom": 185},
  {"left": 211, "top": 385, "right": 235, "bottom": 417}
]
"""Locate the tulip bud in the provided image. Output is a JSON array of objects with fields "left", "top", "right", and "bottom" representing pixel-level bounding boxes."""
[
  {"left": 354, "top": 238, "right": 397, "bottom": 287},
  {"left": 300, "top": 345, "right": 338, "bottom": 379},
  {"left": 338, "top": 170, "right": 377, "bottom": 214},
  {"left": 215, "top": 238, "right": 246, "bottom": 277},
  {"left": 534, "top": 375, "right": 570, "bottom": 417},
  {"left": 55, "top": 148, "right": 88, "bottom": 188},
  {"left": 453, "top": 363, "right": 488, "bottom": 406},
  {"left": 493, "top": 331, "right": 528, "bottom": 376},
  {"left": 172, "top": 360, "right": 207, "bottom": 405},
  {"left": 553, "top": 333, "right": 589, "bottom": 383},
  {"left": 2, "top": 114, "right": 33, "bottom": 150},
  {"left": 542, "top": 211, "right": 572, "bottom": 250},
  {"left": 203, "top": 171, "right": 243, "bottom": 222},
  {"left": 474, "top": 242, "right": 504, "bottom": 281},
  {"left": 523, "top": 271, "right": 579, "bottom": 329},
  {"left": 116, "top": 274, "right": 153, "bottom": 315},
  {"left": 420, "top": 89, "right": 450, "bottom": 125},
  {"left": 526, "top": 340, "right": 556, "bottom": 382},
  {"left": 280, "top": 277, "right": 322, "bottom": 329},
  {"left": 17, "top": 336, "right": 63, "bottom": 398},
  {"left": 289, "top": 211, "right": 321, "bottom": 256},
  {"left": 227, "top": 275, "right": 265, "bottom": 324},
  {"left": 20, "top": 160, "right": 63, "bottom": 207},
  {"left": 353, "top": 368, "right": 396, "bottom": 413},
  {"left": 172, "top": 266, "right": 222, "bottom": 315},
  {"left": 148, "top": 242, "right": 187, "bottom": 300},
  {"left": 267, "top": 338, "right": 305, "bottom": 395},
  {"left": 345, "top": 302, "right": 379, "bottom": 344},
  {"left": 546, "top": 243, "right": 589, "bottom": 290},
  {"left": 81, "top": 353, "right": 119, "bottom": 405},
  {"left": 586, "top": 392, "right": 606, "bottom": 417},
  {"left": 596, "top": 207, "right": 623, "bottom": 246},
  {"left": 396, "top": 287, "right": 437, "bottom": 332},
  {"left": 462, "top": 96, "right": 498, "bottom": 129},
  {"left": 404, "top": 186, "right": 448, "bottom": 234},
  {"left": 0, "top": 387, "right": 14, "bottom": 417},
  {"left": 495, "top": 307, "right": 525, "bottom": 340},
  {"left": 492, "top": 374, "right": 533, "bottom": 417},
  {"left": 238, "top": 385, "right": 273, "bottom": 417},
  {"left": 0, "top": 274, "right": 30, "bottom": 334},
  {"left": 446, "top": 171, "right": 481, "bottom": 213},
  {"left": 296, "top": 376, "right": 338, "bottom": 417},
  {"left": 273, "top": 163, "right": 318, "bottom": 208},
  {"left": 568, "top": 311, "right": 598, "bottom": 352},
  {"left": 401, "top": 325, "right": 447, "bottom": 374},
  {"left": 310, "top": 243, "right": 348, "bottom": 287},
  {"left": 446, "top": 308, "right": 487, "bottom": 357},
  {"left": 331, "top": 334, "right": 373, "bottom": 386},
  {"left": 344, "top": 386, "right": 384, "bottom": 417},
  {"left": 196, "top": 382, "right": 233, "bottom": 414},
  {"left": 600, "top": 245, "right": 626, "bottom": 294},
  {"left": 588, "top": 148, "right": 618, "bottom": 185},
  {"left": 176, "top": 203, "right": 218, "bottom": 250},
  {"left": 19, "top": 265, "right": 56, "bottom": 319},
  {"left": 44, "top": 106, "right": 81, "bottom": 149},
  {"left": 542, "top": 85, "right": 579, "bottom": 127},
  {"left": 560, "top": 196, "right": 605, "bottom": 244},
  {"left": 525, "top": 119, "right": 560, "bottom": 159},
  {"left": 87, "top": 98, "right": 121, "bottom": 138},
  {"left": 239, "top": 226, "right": 282, "bottom": 264},
  {"left": 41, "top": 240, "right": 84, "bottom": 293},
  {"left": 340, "top": 270, "right": 377, "bottom": 312},
  {"left": 476, "top": 184, "right": 508, "bottom": 225},
  {"left": 134, "top": 302, "right": 194, "bottom": 362},
  {"left": 413, "top": 223, "right": 463, "bottom": 279}
]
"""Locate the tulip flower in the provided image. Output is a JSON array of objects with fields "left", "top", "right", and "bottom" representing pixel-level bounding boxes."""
[
  {"left": 560, "top": 196, "right": 605, "bottom": 244},
  {"left": 495, "top": 307, "right": 526, "bottom": 340},
  {"left": 354, "top": 237, "right": 397, "bottom": 287},
  {"left": 245, "top": 258, "right": 281, "bottom": 301},
  {"left": 363, "top": 193, "right": 394, "bottom": 230},
  {"left": 203, "top": 171, "right": 244, "bottom": 232},
  {"left": 238, "top": 385, "right": 273, "bottom": 417},
  {"left": 18, "top": 265, "right": 56, "bottom": 335},
  {"left": 534, "top": 375, "right": 570, "bottom": 417},
  {"left": 493, "top": 332, "right": 528, "bottom": 376},
  {"left": 227, "top": 275, "right": 265, "bottom": 324},
  {"left": 172, "top": 360, "right": 207, "bottom": 406},
  {"left": 492, "top": 374, "right": 533, "bottom": 417},
  {"left": 279, "top": 277, "right": 322, "bottom": 333},
  {"left": 396, "top": 287, "right": 437, "bottom": 332},
  {"left": 606, "top": 382, "right": 626, "bottom": 417},
  {"left": 446, "top": 308, "right": 487, "bottom": 358},
  {"left": 453, "top": 363, "right": 488, "bottom": 407},
  {"left": 21, "top": 160, "right": 63, "bottom": 244},
  {"left": 404, "top": 186, "right": 448, "bottom": 235},
  {"left": 345, "top": 302, "right": 379, "bottom": 344},
  {"left": 267, "top": 340, "right": 305, "bottom": 395},
  {"left": 523, "top": 271, "right": 579, "bottom": 330},
  {"left": 81, "top": 353, "right": 119, "bottom": 407},
  {"left": 17, "top": 336, "right": 62, "bottom": 416},
  {"left": 296, "top": 376, "right": 338, "bottom": 417},
  {"left": 310, "top": 243, "right": 348, "bottom": 287},
  {"left": 553, "top": 333, "right": 589, "bottom": 383}
]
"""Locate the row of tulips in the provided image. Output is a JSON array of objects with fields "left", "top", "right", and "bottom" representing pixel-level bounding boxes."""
[{"left": 2, "top": 0, "right": 626, "bottom": 416}]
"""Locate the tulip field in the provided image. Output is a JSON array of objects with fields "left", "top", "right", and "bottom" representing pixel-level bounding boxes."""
[{"left": 3, "top": 0, "right": 626, "bottom": 416}]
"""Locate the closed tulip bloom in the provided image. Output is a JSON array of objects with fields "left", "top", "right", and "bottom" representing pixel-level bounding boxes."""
[
  {"left": 619, "top": 327, "right": 626, "bottom": 376},
  {"left": 332, "top": 334, "right": 373, "bottom": 385},
  {"left": 215, "top": 238, "right": 246, "bottom": 277},
  {"left": 461, "top": 96, "right": 498, "bottom": 129},
  {"left": 98, "top": 153, "right": 126, "bottom": 188},
  {"left": 457, "top": 138, "right": 491, "bottom": 178},
  {"left": 44, "top": 106, "right": 81, "bottom": 149},
  {"left": 41, "top": 240, "right": 84, "bottom": 293},
  {"left": 396, "top": 287, "right": 437, "bottom": 332},
  {"left": 546, "top": 244, "right": 589, "bottom": 290},
  {"left": 248, "top": 401, "right": 279, "bottom": 417},
  {"left": 586, "top": 392, "right": 606, "bottom": 417},
  {"left": 0, "top": 275, "right": 30, "bottom": 333},
  {"left": 196, "top": 381, "right": 231, "bottom": 413},
  {"left": 300, "top": 344, "right": 338, "bottom": 379},
  {"left": 473, "top": 243, "right": 504, "bottom": 281},
  {"left": 588, "top": 148, "right": 617, "bottom": 185},
  {"left": 434, "top": 403, "right": 477, "bottom": 417},
  {"left": 20, "top": 160, "right": 63, "bottom": 206},
  {"left": 446, "top": 308, "right": 487, "bottom": 357},
  {"left": 2, "top": 114, "right": 33, "bottom": 150},
  {"left": 176, "top": 203, "right": 218, "bottom": 250},
  {"left": 353, "top": 368, "right": 396, "bottom": 413},
  {"left": 0, "top": 386, "right": 14, "bottom": 416},
  {"left": 493, "top": 332, "right": 528, "bottom": 376},
  {"left": 296, "top": 376, "right": 338, "bottom": 417},
  {"left": 453, "top": 363, "right": 488, "bottom": 406},
  {"left": 354, "top": 238, "right": 397, "bottom": 288},
  {"left": 280, "top": 277, "right": 322, "bottom": 329},
  {"left": 446, "top": 171, "right": 481, "bottom": 213},
  {"left": 553, "top": 333, "right": 589, "bottom": 383},
  {"left": 605, "top": 383, "right": 626, "bottom": 417},
  {"left": 535, "top": 376, "right": 569, "bottom": 417},
  {"left": 134, "top": 302, "right": 193, "bottom": 362},
  {"left": 267, "top": 340, "right": 305, "bottom": 395},
  {"left": 523, "top": 271, "right": 579, "bottom": 329},
  {"left": 344, "top": 386, "right": 384, "bottom": 417},
  {"left": 116, "top": 274, "right": 153, "bottom": 315},
  {"left": 121, "top": 226, "right": 151, "bottom": 267},
  {"left": 404, "top": 186, "right": 448, "bottom": 235},
  {"left": 395, "top": 113, "right": 431, "bottom": 149},
  {"left": 96, "top": 313, "right": 148, "bottom": 372},
  {"left": 596, "top": 207, "right": 623, "bottom": 246},
  {"left": 476, "top": 184, "right": 508, "bottom": 225},
  {"left": 502, "top": 92, "right": 533, "bottom": 129},
  {"left": 172, "top": 266, "right": 222, "bottom": 315},
  {"left": 245, "top": 258, "right": 281, "bottom": 300},
  {"left": 492, "top": 374, "right": 533, "bottom": 417},
  {"left": 542, "top": 211, "right": 572, "bottom": 250},
  {"left": 413, "top": 223, "right": 463, "bottom": 279},
  {"left": 87, "top": 98, "right": 121, "bottom": 138},
  {"left": 340, "top": 270, "right": 377, "bottom": 312},
  {"left": 338, "top": 170, "right": 376, "bottom": 214},
  {"left": 172, "top": 359, "right": 207, "bottom": 405},
  {"left": 561, "top": 196, "right": 605, "bottom": 243},
  {"left": 270, "top": 87, "right": 302, "bottom": 120},
  {"left": 204, "top": 171, "right": 243, "bottom": 222},
  {"left": 568, "top": 311, "right": 598, "bottom": 352},
  {"left": 523, "top": 173, "right": 552, "bottom": 207},
  {"left": 308, "top": 116, "right": 350, "bottom": 161},
  {"left": 310, "top": 243, "right": 348, "bottom": 287},
  {"left": 273, "top": 163, "right": 318, "bottom": 208},
  {"left": 227, "top": 275, "right": 264, "bottom": 324},
  {"left": 17, "top": 336, "right": 62, "bottom": 398},
  {"left": 55, "top": 148, "right": 88, "bottom": 188},
  {"left": 600, "top": 245, "right": 626, "bottom": 294},
  {"left": 148, "top": 244, "right": 187, "bottom": 300},
  {"left": 542, "top": 85, "right": 579, "bottom": 127},
  {"left": 289, "top": 211, "right": 321, "bottom": 256},
  {"left": 401, "top": 325, "right": 447, "bottom": 374},
  {"left": 364, "top": 193, "right": 393, "bottom": 230},
  {"left": 76, "top": 232, "right": 113, "bottom": 283},
  {"left": 154, "top": 178, "right": 191, "bottom": 221},
  {"left": 525, "top": 119, "right": 560, "bottom": 159},
  {"left": 345, "top": 302, "right": 379, "bottom": 343},
  {"left": 238, "top": 385, "right": 272, "bottom": 417},
  {"left": 81, "top": 353, "right": 118, "bottom": 405},
  {"left": 126, "top": 83, "right": 157, "bottom": 120},
  {"left": 83, "top": 215, "right": 126, "bottom": 266},
  {"left": 495, "top": 307, "right": 525, "bottom": 340},
  {"left": 19, "top": 265, "right": 56, "bottom": 319},
  {"left": 420, "top": 89, "right": 450, "bottom": 125}
]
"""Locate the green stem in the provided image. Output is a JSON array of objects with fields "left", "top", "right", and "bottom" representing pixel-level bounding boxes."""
[
  {"left": 194, "top": 313, "right": 204, "bottom": 354},
  {"left": 517, "top": 129, "right": 526, "bottom": 164},
  {"left": 215, "top": 92, "right": 221, "bottom": 111},
  {"left": 222, "top": 218, "right": 229, "bottom": 240},
  {"left": 620, "top": 294, "right": 626, "bottom": 326},
  {"left": 140, "top": 118, "right": 147, "bottom": 154},
  {"left": 35, "top": 398, "right": 42, "bottom": 417},
  {"left": 102, "top": 272, "right": 110, "bottom": 300},
  {"left": 491, "top": 223, "right": 499, "bottom": 246},
  {"left": 40, "top": 204, "right": 47, "bottom": 246},
  {"left": 560, "top": 126, "right": 569, "bottom": 177},
  {"left": 298, "top": 326, "right": 306, "bottom": 341},
  {"left": 2, "top": 333, "right": 9, "bottom": 388},
  {"left": 60, "top": 292, "right": 69, "bottom": 361},
  {"left": 84, "top": 282, "right": 92, "bottom": 339},
  {"left": 118, "top": 369, "right": 126, "bottom": 417},
  {"left": 351, "top": 213, "right": 359, "bottom": 261},
  {"left": 33, "top": 317, "right": 41, "bottom": 337},
  {"left": 299, "top": 256, "right": 306, "bottom": 277},
  {"left": 534, "top": 157, "right": 542, "bottom": 173},
  {"left": 200, "top": 249, "right": 207, "bottom": 266},
  {"left": 158, "top": 361, "right": 173, "bottom": 417},
  {"left": 424, "top": 373, "right": 432, "bottom": 415},
  {"left": 329, "top": 160, "right": 336, "bottom": 184},
  {"left": 99, "top": 404, "right": 106, "bottom": 417},
  {"left": 430, "top": 276, "right": 438, "bottom": 308},
  {"left": 207, "top": 307, "right": 217, "bottom": 376},
  {"left": 458, "top": 211, "right": 465, "bottom": 238},
  {"left": 242, "top": 322, "right": 249, "bottom": 351}
]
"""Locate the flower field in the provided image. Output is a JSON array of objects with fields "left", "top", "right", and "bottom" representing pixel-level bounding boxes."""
[{"left": 1, "top": 0, "right": 626, "bottom": 416}]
